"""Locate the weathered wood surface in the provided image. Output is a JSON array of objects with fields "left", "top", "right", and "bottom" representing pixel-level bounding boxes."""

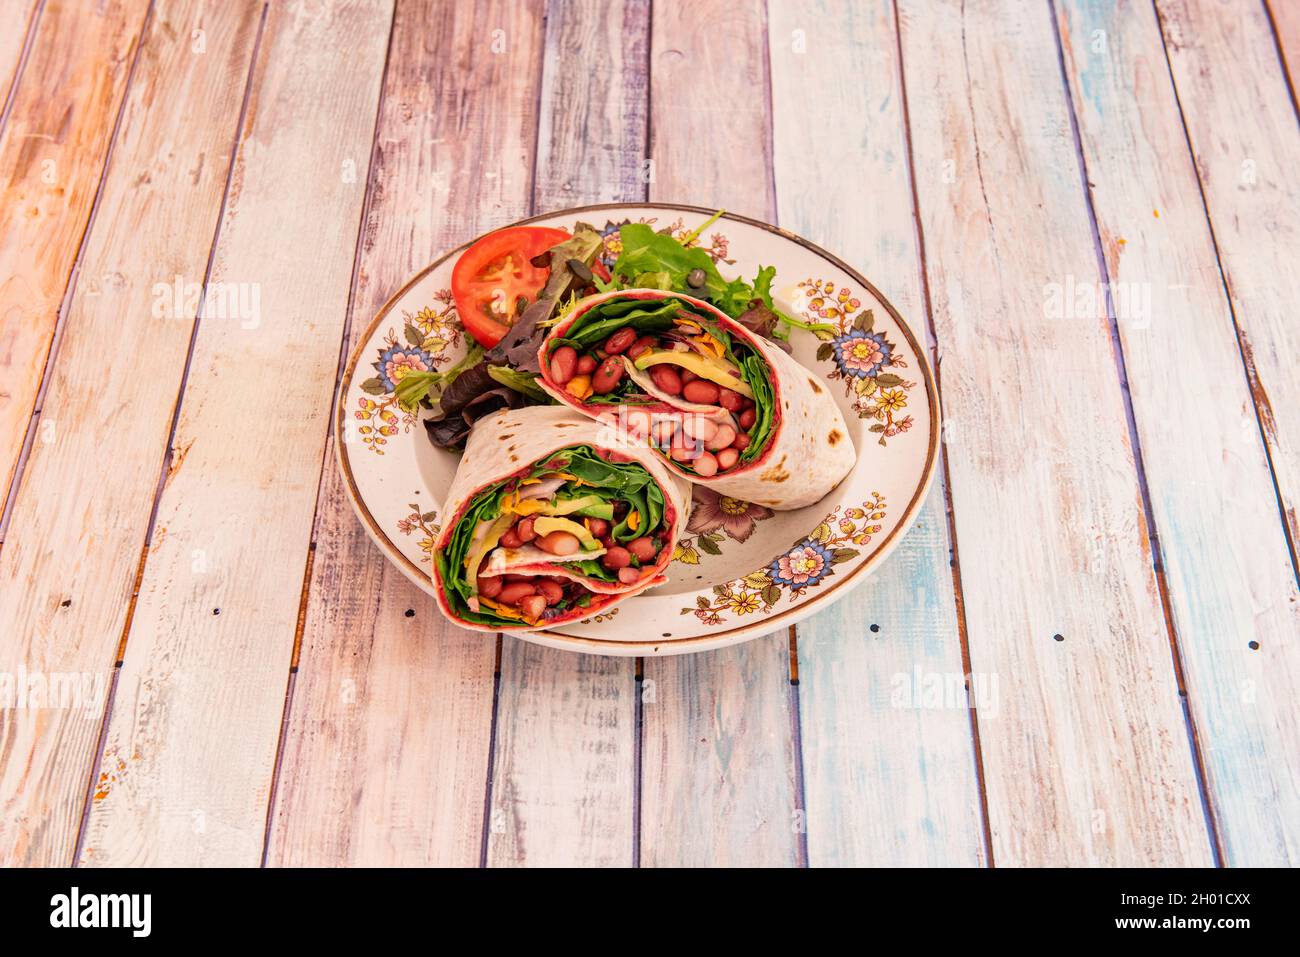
[
  {"left": 0, "top": 1, "right": 39, "bottom": 115},
  {"left": 1266, "top": 0, "right": 1300, "bottom": 94},
  {"left": 897, "top": 0, "right": 1211, "bottom": 865},
  {"left": 79, "top": 0, "right": 393, "bottom": 867},
  {"left": 1126, "top": 0, "right": 1300, "bottom": 865},
  {"left": 3, "top": 0, "right": 1298, "bottom": 868},
  {"left": 1155, "top": 0, "right": 1300, "bottom": 568},
  {"left": 640, "top": 0, "right": 801, "bottom": 868},
  {"left": 269, "top": 0, "right": 545, "bottom": 869},
  {"left": 0, "top": 0, "right": 262, "bottom": 868},
  {"left": 770, "top": 0, "right": 986, "bottom": 867},
  {"left": 0, "top": 0, "right": 149, "bottom": 510},
  {"left": 484, "top": 0, "right": 647, "bottom": 869}
]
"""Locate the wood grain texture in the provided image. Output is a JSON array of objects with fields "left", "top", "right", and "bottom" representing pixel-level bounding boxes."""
[
  {"left": 640, "top": 0, "right": 800, "bottom": 868},
  {"left": 533, "top": 0, "right": 649, "bottom": 212},
  {"left": 1155, "top": 0, "right": 1300, "bottom": 582},
  {"left": 267, "top": 0, "right": 546, "bottom": 867},
  {"left": 1108, "top": 0, "right": 1300, "bottom": 865},
  {"left": 0, "top": 0, "right": 149, "bottom": 506},
  {"left": 769, "top": 0, "right": 985, "bottom": 867},
  {"left": 78, "top": 0, "right": 393, "bottom": 867},
  {"left": 897, "top": 0, "right": 1211, "bottom": 865},
  {"left": 0, "top": 0, "right": 261, "bottom": 869},
  {"left": 0, "top": 0, "right": 39, "bottom": 114},
  {"left": 1267, "top": 0, "right": 1300, "bottom": 93},
  {"left": 488, "top": 643, "right": 635, "bottom": 866},
  {"left": 484, "top": 0, "right": 647, "bottom": 869}
]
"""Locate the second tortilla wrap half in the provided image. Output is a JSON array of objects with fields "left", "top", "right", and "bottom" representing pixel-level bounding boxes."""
[
  {"left": 538, "top": 289, "right": 855, "bottom": 510},
  {"left": 431, "top": 405, "right": 692, "bottom": 633}
]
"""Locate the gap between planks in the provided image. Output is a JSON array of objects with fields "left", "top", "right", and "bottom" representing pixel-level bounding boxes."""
[
  {"left": 0, "top": 0, "right": 154, "bottom": 546},
  {"left": 257, "top": 0, "right": 400, "bottom": 866},
  {"left": 891, "top": 0, "right": 995, "bottom": 866},
  {"left": 1262, "top": 0, "right": 1300, "bottom": 126},
  {"left": 67, "top": 0, "right": 272, "bottom": 866},
  {"left": 1047, "top": 0, "right": 1224, "bottom": 864},
  {"left": 0, "top": 0, "right": 44, "bottom": 143},
  {"left": 1149, "top": 0, "right": 1300, "bottom": 588}
]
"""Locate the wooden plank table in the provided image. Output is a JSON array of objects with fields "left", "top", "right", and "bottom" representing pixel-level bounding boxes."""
[{"left": 1, "top": 0, "right": 1296, "bottom": 867}]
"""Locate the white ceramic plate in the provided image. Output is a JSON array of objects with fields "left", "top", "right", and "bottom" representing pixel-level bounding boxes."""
[{"left": 336, "top": 204, "right": 938, "bottom": 655}]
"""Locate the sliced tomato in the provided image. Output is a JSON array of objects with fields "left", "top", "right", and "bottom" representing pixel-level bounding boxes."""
[{"left": 451, "top": 226, "right": 571, "bottom": 347}]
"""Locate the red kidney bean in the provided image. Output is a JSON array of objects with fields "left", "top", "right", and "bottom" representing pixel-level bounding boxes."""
[
  {"left": 738, "top": 407, "right": 756, "bottom": 430},
  {"left": 591, "top": 356, "right": 624, "bottom": 394},
  {"left": 670, "top": 442, "right": 696, "bottom": 463},
  {"left": 718, "top": 388, "right": 744, "bottom": 412},
  {"left": 536, "top": 530, "right": 581, "bottom": 555},
  {"left": 601, "top": 546, "right": 631, "bottom": 570},
  {"left": 651, "top": 418, "right": 679, "bottom": 447},
  {"left": 576, "top": 354, "right": 597, "bottom": 375},
  {"left": 477, "top": 575, "right": 504, "bottom": 598},
  {"left": 626, "top": 335, "right": 657, "bottom": 360},
  {"left": 603, "top": 327, "right": 637, "bottom": 355},
  {"left": 550, "top": 346, "right": 577, "bottom": 384},
  {"left": 599, "top": 534, "right": 614, "bottom": 549},
  {"left": 692, "top": 451, "right": 719, "bottom": 476},
  {"left": 500, "top": 526, "right": 522, "bottom": 549},
  {"left": 585, "top": 517, "right": 609, "bottom": 538},
  {"left": 731, "top": 431, "right": 751, "bottom": 451},
  {"left": 498, "top": 581, "right": 537, "bottom": 605},
  {"left": 705, "top": 424, "right": 736, "bottom": 451},
  {"left": 681, "top": 415, "right": 717, "bottom": 443},
  {"left": 683, "top": 379, "right": 720, "bottom": 404},
  {"left": 715, "top": 448, "right": 739, "bottom": 471},
  {"left": 679, "top": 369, "right": 698, "bottom": 384},
  {"left": 536, "top": 580, "right": 564, "bottom": 605},
  {"left": 515, "top": 516, "right": 537, "bottom": 543},
  {"left": 519, "top": 594, "right": 547, "bottom": 619},
  {"left": 627, "top": 537, "right": 657, "bottom": 563},
  {"left": 649, "top": 364, "right": 683, "bottom": 396},
  {"left": 618, "top": 567, "right": 643, "bottom": 585}
]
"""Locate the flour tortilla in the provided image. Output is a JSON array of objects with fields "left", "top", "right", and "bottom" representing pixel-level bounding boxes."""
[
  {"left": 539, "top": 289, "right": 856, "bottom": 509},
  {"left": 432, "top": 405, "right": 692, "bottom": 633}
]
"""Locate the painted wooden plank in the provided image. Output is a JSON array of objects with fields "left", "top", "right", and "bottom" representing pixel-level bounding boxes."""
[
  {"left": 267, "top": 0, "right": 546, "bottom": 867},
  {"left": 0, "top": 0, "right": 40, "bottom": 114},
  {"left": 1266, "top": 0, "right": 1300, "bottom": 92},
  {"left": 0, "top": 0, "right": 149, "bottom": 507},
  {"left": 896, "top": 0, "right": 1212, "bottom": 865},
  {"left": 1086, "top": 0, "right": 1300, "bottom": 865},
  {"left": 0, "top": 0, "right": 262, "bottom": 869},
  {"left": 640, "top": 0, "right": 801, "bottom": 868},
  {"left": 485, "top": 0, "right": 647, "bottom": 869},
  {"left": 77, "top": 0, "right": 393, "bottom": 867},
  {"left": 1155, "top": 1, "right": 1300, "bottom": 575},
  {"left": 768, "top": 0, "right": 986, "bottom": 867}
]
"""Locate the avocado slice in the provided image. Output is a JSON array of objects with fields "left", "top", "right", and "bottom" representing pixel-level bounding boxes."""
[
  {"left": 532, "top": 516, "right": 601, "bottom": 551},
  {"left": 544, "top": 495, "right": 615, "bottom": 520},
  {"left": 631, "top": 349, "right": 754, "bottom": 398},
  {"left": 465, "top": 514, "right": 514, "bottom": 595}
]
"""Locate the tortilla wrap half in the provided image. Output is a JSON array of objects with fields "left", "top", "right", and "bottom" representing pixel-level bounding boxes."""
[
  {"left": 431, "top": 405, "right": 692, "bottom": 633},
  {"left": 538, "top": 289, "right": 855, "bottom": 509}
]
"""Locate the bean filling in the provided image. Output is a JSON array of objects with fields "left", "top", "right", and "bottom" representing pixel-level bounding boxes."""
[{"left": 548, "top": 318, "right": 762, "bottom": 478}]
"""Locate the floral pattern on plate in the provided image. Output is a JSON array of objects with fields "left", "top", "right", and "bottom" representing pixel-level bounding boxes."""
[
  {"left": 353, "top": 291, "right": 461, "bottom": 455},
  {"left": 799, "top": 279, "right": 918, "bottom": 445},
  {"left": 682, "top": 493, "right": 887, "bottom": 624}
]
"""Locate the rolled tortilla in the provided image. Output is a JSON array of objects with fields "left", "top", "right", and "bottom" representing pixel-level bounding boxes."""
[
  {"left": 432, "top": 405, "right": 692, "bottom": 633},
  {"left": 538, "top": 289, "right": 855, "bottom": 510}
]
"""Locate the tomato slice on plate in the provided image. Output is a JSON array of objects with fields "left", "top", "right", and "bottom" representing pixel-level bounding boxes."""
[{"left": 451, "top": 226, "right": 572, "bottom": 347}]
